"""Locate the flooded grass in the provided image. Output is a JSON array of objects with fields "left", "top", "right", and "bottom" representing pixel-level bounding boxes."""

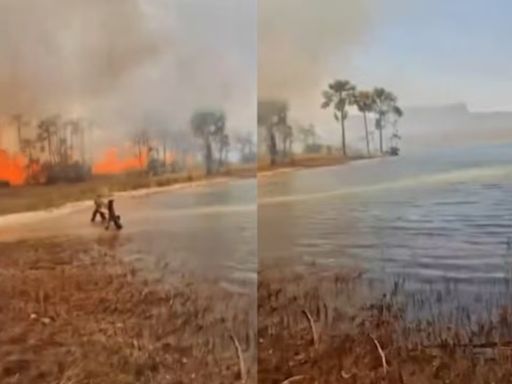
[
  {"left": 258, "top": 266, "right": 512, "bottom": 383},
  {"left": 0, "top": 238, "right": 255, "bottom": 383}
]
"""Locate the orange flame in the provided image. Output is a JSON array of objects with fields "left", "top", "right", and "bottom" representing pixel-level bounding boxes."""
[
  {"left": 92, "top": 147, "right": 147, "bottom": 175},
  {"left": 0, "top": 149, "right": 26, "bottom": 186}
]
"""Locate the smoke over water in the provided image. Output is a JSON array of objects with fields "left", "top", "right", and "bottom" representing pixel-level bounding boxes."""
[
  {"left": 0, "top": 0, "right": 256, "bottom": 156},
  {"left": 258, "top": 0, "right": 372, "bottom": 101}
]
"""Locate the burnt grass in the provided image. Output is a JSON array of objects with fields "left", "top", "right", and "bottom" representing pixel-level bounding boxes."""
[
  {"left": 258, "top": 266, "right": 512, "bottom": 384},
  {"left": 0, "top": 238, "right": 255, "bottom": 384}
]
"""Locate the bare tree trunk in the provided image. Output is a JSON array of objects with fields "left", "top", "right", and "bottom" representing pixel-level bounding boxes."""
[
  {"left": 379, "top": 128, "right": 383, "bottom": 154},
  {"left": 376, "top": 116, "right": 384, "bottom": 154},
  {"left": 137, "top": 144, "right": 143, "bottom": 169},
  {"left": 16, "top": 120, "right": 22, "bottom": 152},
  {"left": 163, "top": 143, "right": 167, "bottom": 167},
  {"left": 363, "top": 112, "right": 370, "bottom": 156},
  {"left": 267, "top": 126, "right": 277, "bottom": 166},
  {"left": 80, "top": 127, "right": 85, "bottom": 164},
  {"left": 218, "top": 144, "right": 224, "bottom": 170},
  {"left": 204, "top": 137, "right": 213, "bottom": 175},
  {"left": 341, "top": 115, "right": 346, "bottom": 157},
  {"left": 47, "top": 135, "right": 53, "bottom": 164}
]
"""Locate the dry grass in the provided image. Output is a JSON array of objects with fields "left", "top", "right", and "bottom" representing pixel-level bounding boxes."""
[
  {"left": 0, "top": 164, "right": 255, "bottom": 216},
  {"left": 0, "top": 238, "right": 255, "bottom": 384},
  {"left": 258, "top": 266, "right": 512, "bottom": 384},
  {"left": 257, "top": 154, "right": 348, "bottom": 173},
  {"left": 257, "top": 153, "right": 375, "bottom": 174}
]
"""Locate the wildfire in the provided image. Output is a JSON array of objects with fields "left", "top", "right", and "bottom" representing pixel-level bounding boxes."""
[
  {"left": 92, "top": 147, "right": 146, "bottom": 175},
  {"left": 0, "top": 149, "right": 26, "bottom": 185}
]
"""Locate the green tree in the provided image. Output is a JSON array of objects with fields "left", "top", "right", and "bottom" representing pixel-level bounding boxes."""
[
  {"left": 190, "top": 110, "right": 226, "bottom": 175},
  {"left": 372, "top": 88, "right": 403, "bottom": 154},
  {"left": 258, "top": 100, "right": 288, "bottom": 166},
  {"left": 321, "top": 79, "right": 356, "bottom": 156},
  {"left": 353, "top": 90, "right": 375, "bottom": 156}
]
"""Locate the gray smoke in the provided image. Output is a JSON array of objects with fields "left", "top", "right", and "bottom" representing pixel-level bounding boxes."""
[
  {"left": 0, "top": 0, "right": 256, "bottom": 152},
  {"left": 0, "top": 0, "right": 162, "bottom": 115},
  {"left": 258, "top": 0, "right": 373, "bottom": 100}
]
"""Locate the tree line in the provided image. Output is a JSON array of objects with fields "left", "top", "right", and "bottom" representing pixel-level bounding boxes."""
[
  {"left": 5, "top": 109, "right": 256, "bottom": 184},
  {"left": 258, "top": 80, "right": 404, "bottom": 166},
  {"left": 133, "top": 110, "right": 256, "bottom": 177},
  {"left": 12, "top": 114, "right": 92, "bottom": 184},
  {"left": 321, "top": 79, "right": 403, "bottom": 156}
]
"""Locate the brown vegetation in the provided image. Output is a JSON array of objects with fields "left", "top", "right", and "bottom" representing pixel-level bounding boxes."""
[
  {"left": 0, "top": 238, "right": 255, "bottom": 383},
  {"left": 257, "top": 153, "right": 365, "bottom": 174},
  {"left": 258, "top": 266, "right": 512, "bottom": 384}
]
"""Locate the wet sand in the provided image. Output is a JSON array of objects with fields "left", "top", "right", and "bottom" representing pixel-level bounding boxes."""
[
  {"left": 257, "top": 154, "right": 374, "bottom": 176},
  {"left": 0, "top": 164, "right": 255, "bottom": 216},
  {"left": 0, "top": 238, "right": 255, "bottom": 383},
  {"left": 258, "top": 265, "right": 512, "bottom": 384}
]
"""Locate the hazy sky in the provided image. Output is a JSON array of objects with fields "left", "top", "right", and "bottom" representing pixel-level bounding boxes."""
[
  {"left": 1, "top": 0, "right": 509, "bottom": 151},
  {"left": 340, "top": 0, "right": 512, "bottom": 112},
  {"left": 260, "top": 0, "right": 512, "bottom": 132}
]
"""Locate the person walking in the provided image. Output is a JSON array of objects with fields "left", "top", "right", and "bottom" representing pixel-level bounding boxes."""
[
  {"left": 105, "top": 198, "right": 123, "bottom": 231},
  {"left": 90, "top": 194, "right": 106, "bottom": 223}
]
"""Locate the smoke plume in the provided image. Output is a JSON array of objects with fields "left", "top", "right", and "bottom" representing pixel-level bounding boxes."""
[
  {"left": 0, "top": 0, "right": 256, "bottom": 153},
  {"left": 258, "top": 0, "right": 372, "bottom": 101}
]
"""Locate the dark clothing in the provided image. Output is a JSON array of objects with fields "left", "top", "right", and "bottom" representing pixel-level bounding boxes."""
[
  {"left": 105, "top": 199, "right": 123, "bottom": 230},
  {"left": 90, "top": 208, "right": 106, "bottom": 223}
]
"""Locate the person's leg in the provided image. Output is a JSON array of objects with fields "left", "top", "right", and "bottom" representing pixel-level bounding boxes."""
[
  {"left": 99, "top": 210, "right": 106, "bottom": 222},
  {"left": 91, "top": 209, "right": 98, "bottom": 222}
]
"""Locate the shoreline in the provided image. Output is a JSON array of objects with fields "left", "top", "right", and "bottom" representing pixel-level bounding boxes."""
[
  {"left": 0, "top": 165, "right": 255, "bottom": 218},
  {"left": 257, "top": 153, "right": 378, "bottom": 177},
  {"left": 0, "top": 154, "right": 377, "bottom": 219},
  {"left": 0, "top": 154, "right": 369, "bottom": 218}
]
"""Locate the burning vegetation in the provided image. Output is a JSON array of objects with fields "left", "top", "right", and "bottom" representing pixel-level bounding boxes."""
[{"left": 0, "top": 110, "right": 255, "bottom": 188}]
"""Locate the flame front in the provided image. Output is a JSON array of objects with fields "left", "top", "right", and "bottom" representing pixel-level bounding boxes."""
[
  {"left": 0, "top": 149, "right": 26, "bottom": 185},
  {"left": 92, "top": 147, "right": 146, "bottom": 175}
]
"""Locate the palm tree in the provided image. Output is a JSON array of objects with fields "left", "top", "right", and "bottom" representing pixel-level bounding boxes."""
[
  {"left": 275, "top": 123, "right": 293, "bottom": 159},
  {"left": 258, "top": 100, "right": 287, "bottom": 166},
  {"left": 190, "top": 110, "right": 226, "bottom": 175},
  {"left": 353, "top": 91, "right": 375, "bottom": 156},
  {"left": 321, "top": 79, "right": 356, "bottom": 156},
  {"left": 372, "top": 88, "right": 402, "bottom": 154},
  {"left": 37, "top": 115, "right": 61, "bottom": 164},
  {"left": 218, "top": 133, "right": 230, "bottom": 169},
  {"left": 296, "top": 124, "right": 317, "bottom": 152}
]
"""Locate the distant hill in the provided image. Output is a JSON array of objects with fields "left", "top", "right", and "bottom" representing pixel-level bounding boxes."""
[
  {"left": 400, "top": 103, "right": 512, "bottom": 149},
  {"left": 343, "top": 102, "right": 512, "bottom": 152}
]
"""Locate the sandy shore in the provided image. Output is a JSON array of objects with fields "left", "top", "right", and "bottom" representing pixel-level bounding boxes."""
[
  {"left": 257, "top": 153, "right": 377, "bottom": 178},
  {"left": 0, "top": 238, "right": 255, "bottom": 383},
  {"left": 258, "top": 265, "right": 512, "bottom": 384},
  {"left": 0, "top": 164, "right": 255, "bottom": 217}
]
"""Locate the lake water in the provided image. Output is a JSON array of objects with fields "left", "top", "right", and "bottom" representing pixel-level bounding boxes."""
[
  {"left": 259, "top": 142, "right": 512, "bottom": 317},
  {"left": 0, "top": 178, "right": 257, "bottom": 293}
]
